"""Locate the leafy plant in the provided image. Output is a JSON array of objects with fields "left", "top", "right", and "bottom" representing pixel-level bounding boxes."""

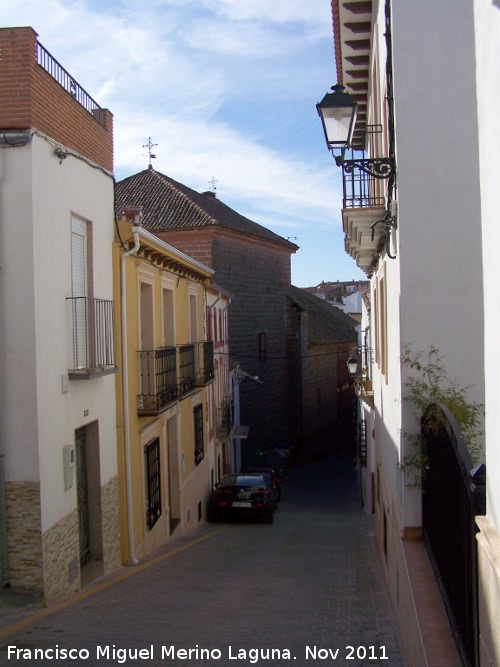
[{"left": 400, "top": 344, "right": 484, "bottom": 488}]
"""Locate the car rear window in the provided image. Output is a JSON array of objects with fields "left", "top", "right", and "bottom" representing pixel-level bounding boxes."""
[{"left": 220, "top": 475, "right": 266, "bottom": 487}]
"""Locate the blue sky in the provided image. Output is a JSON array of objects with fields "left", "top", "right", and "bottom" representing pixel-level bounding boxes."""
[{"left": 2, "top": 0, "right": 366, "bottom": 287}]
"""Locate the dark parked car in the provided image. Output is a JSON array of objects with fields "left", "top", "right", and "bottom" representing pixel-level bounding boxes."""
[
  {"left": 209, "top": 474, "right": 276, "bottom": 524},
  {"left": 247, "top": 466, "right": 281, "bottom": 501},
  {"left": 264, "top": 448, "right": 292, "bottom": 477}
]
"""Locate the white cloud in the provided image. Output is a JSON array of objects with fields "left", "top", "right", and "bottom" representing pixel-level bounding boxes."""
[{"left": 2, "top": 0, "right": 349, "bottom": 283}]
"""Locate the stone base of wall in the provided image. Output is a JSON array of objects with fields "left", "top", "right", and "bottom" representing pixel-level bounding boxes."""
[
  {"left": 1, "top": 476, "right": 121, "bottom": 603},
  {"left": 101, "top": 476, "right": 121, "bottom": 574},
  {"left": 42, "top": 508, "right": 80, "bottom": 602},
  {"left": 476, "top": 515, "right": 500, "bottom": 667},
  {"left": 42, "top": 475, "right": 121, "bottom": 603},
  {"left": 2, "top": 482, "right": 43, "bottom": 593}
]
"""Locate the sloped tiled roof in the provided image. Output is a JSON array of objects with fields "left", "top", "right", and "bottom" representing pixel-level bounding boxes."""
[
  {"left": 115, "top": 168, "right": 298, "bottom": 250},
  {"left": 288, "top": 285, "right": 357, "bottom": 345}
]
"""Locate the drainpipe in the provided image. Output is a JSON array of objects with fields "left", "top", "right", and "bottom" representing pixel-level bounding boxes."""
[{"left": 120, "top": 223, "right": 141, "bottom": 566}]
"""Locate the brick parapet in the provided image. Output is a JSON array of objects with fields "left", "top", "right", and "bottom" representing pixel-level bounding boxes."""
[{"left": 0, "top": 27, "right": 113, "bottom": 172}]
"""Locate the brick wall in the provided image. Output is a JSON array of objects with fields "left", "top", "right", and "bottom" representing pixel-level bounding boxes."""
[
  {"left": 155, "top": 228, "right": 214, "bottom": 268},
  {"left": 0, "top": 27, "right": 113, "bottom": 172}
]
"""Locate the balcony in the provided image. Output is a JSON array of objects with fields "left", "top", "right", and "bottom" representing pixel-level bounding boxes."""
[
  {"left": 137, "top": 341, "right": 215, "bottom": 415},
  {"left": 196, "top": 340, "right": 215, "bottom": 385},
  {"left": 217, "top": 397, "right": 233, "bottom": 440},
  {"left": 178, "top": 344, "right": 196, "bottom": 396},
  {"left": 341, "top": 143, "right": 390, "bottom": 275},
  {"left": 138, "top": 347, "right": 178, "bottom": 414},
  {"left": 67, "top": 297, "right": 117, "bottom": 378}
]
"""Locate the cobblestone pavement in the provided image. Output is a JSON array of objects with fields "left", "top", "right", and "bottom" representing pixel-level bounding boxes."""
[{"left": 0, "top": 454, "right": 406, "bottom": 667}]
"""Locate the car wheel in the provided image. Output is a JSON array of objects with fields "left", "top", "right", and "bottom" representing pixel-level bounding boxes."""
[
  {"left": 207, "top": 506, "right": 219, "bottom": 522},
  {"left": 264, "top": 509, "right": 274, "bottom": 524}
]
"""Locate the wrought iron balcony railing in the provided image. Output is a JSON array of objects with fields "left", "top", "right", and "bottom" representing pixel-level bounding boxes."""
[
  {"left": 196, "top": 340, "right": 215, "bottom": 385},
  {"left": 179, "top": 344, "right": 196, "bottom": 396},
  {"left": 37, "top": 41, "right": 105, "bottom": 126},
  {"left": 138, "top": 347, "right": 178, "bottom": 414},
  {"left": 342, "top": 151, "right": 387, "bottom": 209},
  {"left": 217, "top": 397, "right": 233, "bottom": 439},
  {"left": 137, "top": 341, "right": 215, "bottom": 415},
  {"left": 67, "top": 297, "right": 116, "bottom": 377}
]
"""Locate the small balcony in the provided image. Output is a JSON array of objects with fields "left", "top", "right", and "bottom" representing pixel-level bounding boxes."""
[
  {"left": 138, "top": 347, "right": 178, "bottom": 414},
  {"left": 217, "top": 397, "right": 233, "bottom": 440},
  {"left": 67, "top": 297, "right": 117, "bottom": 378},
  {"left": 341, "top": 141, "right": 390, "bottom": 275},
  {"left": 196, "top": 340, "right": 215, "bottom": 385},
  {"left": 137, "top": 341, "right": 215, "bottom": 415},
  {"left": 178, "top": 344, "right": 196, "bottom": 396}
]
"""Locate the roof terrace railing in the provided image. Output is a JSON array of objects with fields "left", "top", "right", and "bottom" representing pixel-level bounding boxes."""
[{"left": 36, "top": 41, "right": 105, "bottom": 126}]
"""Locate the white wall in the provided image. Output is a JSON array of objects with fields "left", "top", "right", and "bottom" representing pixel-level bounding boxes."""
[
  {"left": 475, "top": 0, "right": 500, "bottom": 532},
  {"left": 394, "top": 0, "right": 484, "bottom": 407},
  {"left": 368, "top": 0, "right": 486, "bottom": 529},
  {"left": 1, "top": 133, "right": 117, "bottom": 531},
  {"left": 0, "top": 141, "right": 39, "bottom": 481}
]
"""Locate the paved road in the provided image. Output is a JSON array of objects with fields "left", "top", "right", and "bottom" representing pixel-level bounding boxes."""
[{"left": 0, "top": 454, "right": 405, "bottom": 667}]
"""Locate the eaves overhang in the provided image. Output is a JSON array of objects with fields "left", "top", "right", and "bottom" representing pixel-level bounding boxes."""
[
  {"left": 332, "top": 0, "right": 374, "bottom": 151},
  {"left": 117, "top": 218, "right": 215, "bottom": 284}
]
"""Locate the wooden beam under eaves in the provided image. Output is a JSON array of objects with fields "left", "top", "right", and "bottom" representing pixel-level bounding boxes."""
[
  {"left": 344, "top": 22, "right": 371, "bottom": 33},
  {"left": 343, "top": 1, "right": 372, "bottom": 14},
  {"left": 345, "top": 39, "right": 370, "bottom": 50}
]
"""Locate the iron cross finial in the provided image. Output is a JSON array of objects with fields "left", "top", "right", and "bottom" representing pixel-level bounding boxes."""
[{"left": 142, "top": 137, "right": 158, "bottom": 168}]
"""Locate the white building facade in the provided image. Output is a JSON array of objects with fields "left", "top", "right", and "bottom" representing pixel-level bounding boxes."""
[
  {"left": 475, "top": 2, "right": 500, "bottom": 665},
  {"left": 0, "top": 27, "right": 120, "bottom": 601},
  {"left": 327, "top": 1, "right": 497, "bottom": 664}
]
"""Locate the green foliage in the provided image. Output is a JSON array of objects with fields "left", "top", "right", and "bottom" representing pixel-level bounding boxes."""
[{"left": 400, "top": 345, "right": 484, "bottom": 488}]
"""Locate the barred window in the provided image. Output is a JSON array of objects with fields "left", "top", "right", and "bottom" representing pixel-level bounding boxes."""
[
  {"left": 145, "top": 438, "right": 161, "bottom": 529},
  {"left": 194, "top": 404, "right": 204, "bottom": 465}
]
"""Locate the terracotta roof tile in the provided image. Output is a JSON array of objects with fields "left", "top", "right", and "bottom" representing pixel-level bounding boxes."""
[{"left": 115, "top": 168, "right": 298, "bottom": 250}]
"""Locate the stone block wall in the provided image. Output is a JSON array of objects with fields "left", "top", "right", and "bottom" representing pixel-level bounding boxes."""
[
  {"left": 101, "top": 476, "right": 121, "bottom": 575},
  {"left": 42, "top": 508, "right": 80, "bottom": 602},
  {"left": 212, "top": 232, "right": 292, "bottom": 450},
  {"left": 42, "top": 475, "right": 121, "bottom": 602},
  {"left": 1, "top": 476, "right": 120, "bottom": 602},
  {"left": 154, "top": 225, "right": 294, "bottom": 451},
  {"left": 2, "top": 481, "right": 43, "bottom": 593}
]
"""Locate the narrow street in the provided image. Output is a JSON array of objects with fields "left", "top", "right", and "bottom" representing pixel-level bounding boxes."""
[{"left": 0, "top": 455, "right": 405, "bottom": 667}]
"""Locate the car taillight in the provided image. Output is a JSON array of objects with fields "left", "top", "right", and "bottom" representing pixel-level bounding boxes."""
[
  {"left": 252, "top": 490, "right": 268, "bottom": 506},
  {"left": 215, "top": 489, "right": 232, "bottom": 505}
]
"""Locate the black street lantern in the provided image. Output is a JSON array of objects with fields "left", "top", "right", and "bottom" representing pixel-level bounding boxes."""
[
  {"left": 316, "top": 84, "right": 358, "bottom": 151},
  {"left": 346, "top": 355, "right": 359, "bottom": 377},
  {"left": 317, "top": 83, "right": 396, "bottom": 181}
]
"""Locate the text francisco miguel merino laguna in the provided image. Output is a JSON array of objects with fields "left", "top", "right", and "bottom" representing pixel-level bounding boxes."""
[{"left": 6, "top": 644, "right": 389, "bottom": 663}]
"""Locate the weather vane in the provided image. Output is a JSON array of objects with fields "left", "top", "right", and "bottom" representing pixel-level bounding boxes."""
[
  {"left": 142, "top": 137, "right": 158, "bottom": 168},
  {"left": 208, "top": 176, "right": 218, "bottom": 194}
]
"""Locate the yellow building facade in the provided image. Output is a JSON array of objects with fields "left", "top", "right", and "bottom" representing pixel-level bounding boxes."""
[{"left": 113, "top": 211, "right": 216, "bottom": 564}]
